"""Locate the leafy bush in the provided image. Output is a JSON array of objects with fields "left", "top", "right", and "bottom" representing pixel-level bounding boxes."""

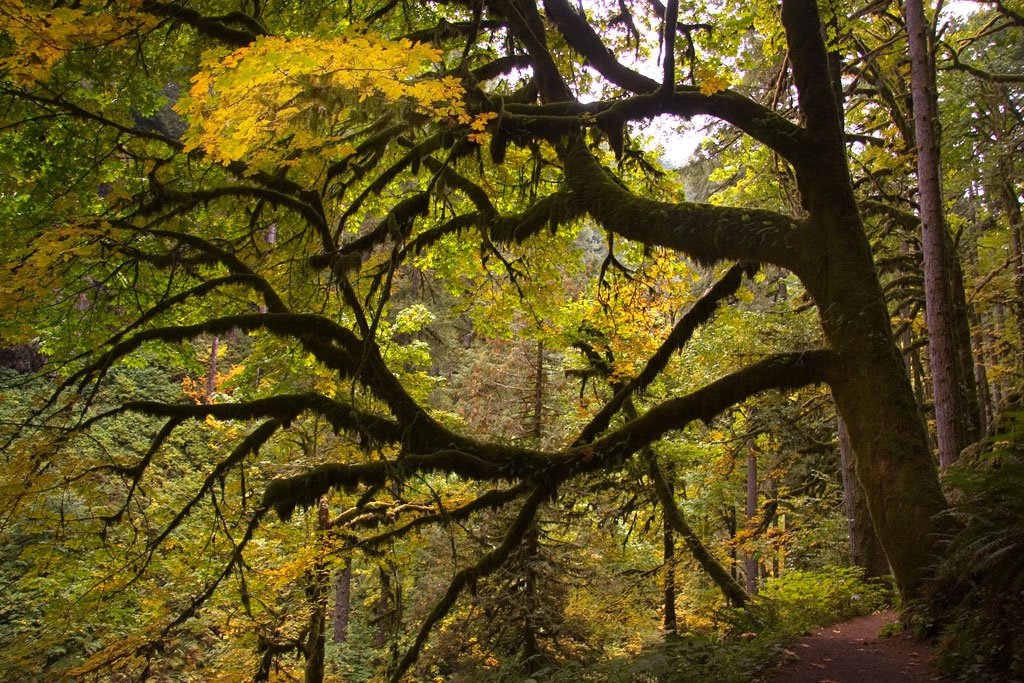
[
  {"left": 597, "top": 566, "right": 889, "bottom": 683},
  {"left": 755, "top": 566, "right": 891, "bottom": 634}
]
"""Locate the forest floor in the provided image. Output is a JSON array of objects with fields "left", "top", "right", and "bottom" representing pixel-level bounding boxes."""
[{"left": 765, "top": 610, "right": 947, "bottom": 682}]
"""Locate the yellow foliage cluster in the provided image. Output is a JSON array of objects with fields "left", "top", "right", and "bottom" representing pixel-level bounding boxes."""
[
  {"left": 694, "top": 64, "right": 731, "bottom": 96},
  {"left": 0, "top": 220, "right": 113, "bottom": 341},
  {"left": 0, "top": 0, "right": 157, "bottom": 86},
  {"left": 178, "top": 32, "right": 472, "bottom": 174}
]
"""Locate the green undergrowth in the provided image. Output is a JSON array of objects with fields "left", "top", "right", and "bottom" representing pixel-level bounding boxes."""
[
  {"left": 471, "top": 566, "right": 891, "bottom": 683},
  {"left": 926, "top": 408, "right": 1024, "bottom": 682}
]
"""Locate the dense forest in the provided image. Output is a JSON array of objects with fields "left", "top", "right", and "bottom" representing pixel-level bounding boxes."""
[{"left": 0, "top": 0, "right": 1022, "bottom": 681}]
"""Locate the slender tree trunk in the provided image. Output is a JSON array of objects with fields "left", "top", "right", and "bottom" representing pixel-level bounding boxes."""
[
  {"left": 726, "top": 506, "right": 738, "bottom": 582},
  {"left": 838, "top": 416, "right": 890, "bottom": 577},
  {"left": 904, "top": 0, "right": 980, "bottom": 467},
  {"left": 631, "top": 398, "right": 748, "bottom": 606},
  {"left": 332, "top": 557, "right": 352, "bottom": 644},
  {"left": 304, "top": 498, "right": 332, "bottom": 683},
  {"left": 532, "top": 341, "right": 544, "bottom": 443},
  {"left": 522, "top": 525, "right": 543, "bottom": 674},
  {"left": 996, "top": 163, "right": 1024, "bottom": 359},
  {"left": 206, "top": 335, "right": 219, "bottom": 400},
  {"left": 992, "top": 302, "right": 1008, "bottom": 409},
  {"left": 966, "top": 237, "right": 994, "bottom": 435},
  {"left": 971, "top": 308, "right": 992, "bottom": 437},
  {"left": 644, "top": 451, "right": 747, "bottom": 606},
  {"left": 374, "top": 567, "right": 390, "bottom": 649},
  {"left": 744, "top": 444, "right": 758, "bottom": 594},
  {"left": 662, "top": 460, "right": 678, "bottom": 634}
]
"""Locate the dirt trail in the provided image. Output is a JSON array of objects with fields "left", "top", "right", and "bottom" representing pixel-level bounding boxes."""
[{"left": 765, "top": 610, "right": 946, "bottom": 683}]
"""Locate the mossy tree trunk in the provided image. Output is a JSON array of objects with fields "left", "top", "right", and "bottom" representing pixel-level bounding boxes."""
[{"left": 839, "top": 416, "right": 890, "bottom": 578}]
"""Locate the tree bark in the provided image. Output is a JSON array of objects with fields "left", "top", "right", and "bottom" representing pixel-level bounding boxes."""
[
  {"left": 206, "top": 335, "right": 219, "bottom": 399},
  {"left": 304, "top": 497, "right": 332, "bottom": 683},
  {"left": 996, "top": 160, "right": 1024, "bottom": 361},
  {"left": 662, "top": 461, "right": 678, "bottom": 634},
  {"left": 332, "top": 556, "right": 352, "bottom": 644},
  {"left": 522, "top": 524, "right": 543, "bottom": 674},
  {"left": 838, "top": 416, "right": 890, "bottom": 578},
  {"left": 744, "top": 443, "right": 758, "bottom": 594},
  {"left": 904, "top": 0, "right": 981, "bottom": 467},
  {"left": 780, "top": 0, "right": 950, "bottom": 600},
  {"left": 532, "top": 340, "right": 544, "bottom": 443}
]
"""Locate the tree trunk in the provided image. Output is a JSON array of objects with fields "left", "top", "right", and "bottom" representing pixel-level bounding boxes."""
[
  {"left": 375, "top": 567, "right": 391, "bottom": 649},
  {"left": 522, "top": 525, "right": 543, "bottom": 674},
  {"left": 966, "top": 237, "right": 994, "bottom": 436},
  {"left": 744, "top": 444, "right": 758, "bottom": 594},
  {"left": 662, "top": 461, "right": 678, "bottom": 634},
  {"left": 838, "top": 416, "right": 890, "bottom": 578},
  {"left": 532, "top": 341, "right": 544, "bottom": 444},
  {"left": 304, "top": 604, "right": 326, "bottom": 683},
  {"left": 996, "top": 163, "right": 1024, "bottom": 361},
  {"left": 781, "top": 0, "right": 949, "bottom": 600},
  {"left": 304, "top": 498, "right": 331, "bottom": 683},
  {"left": 904, "top": 0, "right": 980, "bottom": 467},
  {"left": 632, "top": 398, "right": 748, "bottom": 607},
  {"left": 332, "top": 556, "right": 352, "bottom": 644},
  {"left": 206, "top": 335, "right": 219, "bottom": 400}
]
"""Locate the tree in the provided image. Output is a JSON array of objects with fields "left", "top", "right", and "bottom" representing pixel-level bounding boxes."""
[
  {"left": 0, "top": 0, "right": 951, "bottom": 678},
  {"left": 905, "top": 0, "right": 981, "bottom": 466}
]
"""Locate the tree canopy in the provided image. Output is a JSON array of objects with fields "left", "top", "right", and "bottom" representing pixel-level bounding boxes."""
[{"left": 1, "top": 0, "right": 1022, "bottom": 680}]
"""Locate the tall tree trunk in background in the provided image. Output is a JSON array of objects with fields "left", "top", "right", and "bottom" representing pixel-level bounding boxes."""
[
  {"left": 206, "top": 335, "right": 219, "bottom": 400},
  {"left": 744, "top": 444, "right": 758, "bottom": 594},
  {"left": 992, "top": 303, "right": 1009, "bottom": 408},
  {"left": 304, "top": 498, "right": 331, "bottom": 683},
  {"left": 522, "top": 525, "right": 543, "bottom": 675},
  {"left": 374, "top": 567, "right": 391, "bottom": 650},
  {"left": 970, "top": 306, "right": 993, "bottom": 436},
  {"left": 662, "top": 460, "right": 678, "bottom": 634},
  {"left": 905, "top": 0, "right": 981, "bottom": 467},
  {"left": 996, "top": 159, "right": 1024, "bottom": 362},
  {"left": 838, "top": 416, "right": 890, "bottom": 577},
  {"left": 332, "top": 557, "right": 352, "bottom": 644},
  {"left": 966, "top": 230, "right": 994, "bottom": 435},
  {"left": 532, "top": 341, "right": 544, "bottom": 443}
]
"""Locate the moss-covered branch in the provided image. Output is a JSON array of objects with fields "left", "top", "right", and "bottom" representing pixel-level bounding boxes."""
[
  {"left": 138, "top": 185, "right": 330, "bottom": 249},
  {"left": 387, "top": 485, "right": 551, "bottom": 682},
  {"left": 555, "top": 351, "right": 836, "bottom": 478},
  {"left": 560, "top": 137, "right": 803, "bottom": 269},
  {"left": 576, "top": 262, "right": 757, "bottom": 444},
  {"left": 262, "top": 450, "right": 536, "bottom": 521},
  {"left": 355, "top": 484, "right": 532, "bottom": 548},
  {"left": 261, "top": 352, "right": 834, "bottom": 523},
  {"left": 141, "top": 0, "right": 265, "bottom": 48},
  {"left": 643, "top": 448, "right": 748, "bottom": 606}
]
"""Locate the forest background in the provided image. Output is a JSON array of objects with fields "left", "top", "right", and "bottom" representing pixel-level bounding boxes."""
[{"left": 0, "top": 0, "right": 1022, "bottom": 681}]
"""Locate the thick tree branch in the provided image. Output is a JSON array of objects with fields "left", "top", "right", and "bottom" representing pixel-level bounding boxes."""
[
  {"left": 260, "top": 352, "right": 834, "bottom": 520},
  {"left": 139, "top": 186, "right": 331, "bottom": 249},
  {"left": 542, "top": 0, "right": 658, "bottom": 93},
  {"left": 576, "top": 262, "right": 757, "bottom": 444},
  {"left": 556, "top": 351, "right": 835, "bottom": 479},
  {"left": 141, "top": 1, "right": 265, "bottom": 47},
  {"left": 560, "top": 137, "right": 804, "bottom": 269}
]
